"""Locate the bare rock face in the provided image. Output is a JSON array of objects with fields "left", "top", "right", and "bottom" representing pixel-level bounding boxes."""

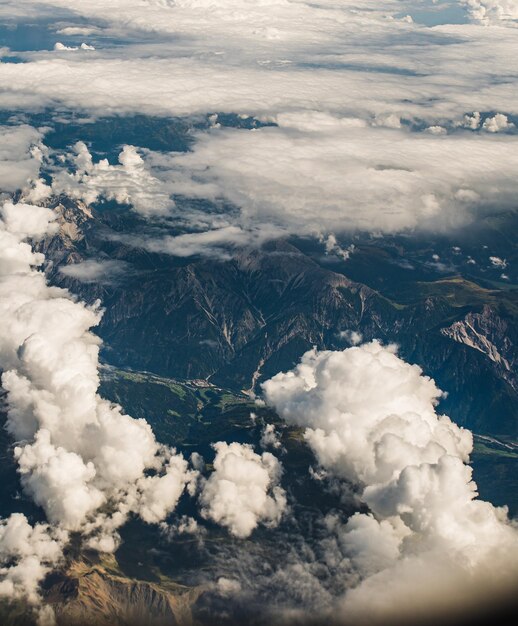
[
  {"left": 441, "top": 305, "right": 517, "bottom": 392},
  {"left": 38, "top": 197, "right": 93, "bottom": 257},
  {"left": 43, "top": 557, "right": 202, "bottom": 626},
  {"left": 53, "top": 200, "right": 93, "bottom": 244}
]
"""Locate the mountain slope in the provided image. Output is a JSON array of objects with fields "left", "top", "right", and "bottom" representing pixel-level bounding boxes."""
[{"left": 36, "top": 198, "right": 518, "bottom": 437}]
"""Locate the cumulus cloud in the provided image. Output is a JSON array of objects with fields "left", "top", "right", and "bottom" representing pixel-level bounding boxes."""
[
  {"left": 0, "top": 514, "right": 66, "bottom": 605},
  {"left": 54, "top": 42, "right": 95, "bottom": 51},
  {"left": 200, "top": 442, "right": 287, "bottom": 538},
  {"left": 260, "top": 424, "right": 282, "bottom": 450},
  {"left": 0, "top": 126, "right": 46, "bottom": 194},
  {"left": 463, "top": 0, "right": 518, "bottom": 21},
  {"left": 52, "top": 142, "right": 173, "bottom": 217},
  {"left": 338, "top": 330, "right": 363, "bottom": 345},
  {"left": 320, "top": 233, "right": 354, "bottom": 261},
  {"left": 0, "top": 200, "right": 197, "bottom": 607},
  {"left": 216, "top": 576, "right": 242, "bottom": 597},
  {"left": 0, "top": 201, "right": 58, "bottom": 239},
  {"left": 482, "top": 112, "right": 515, "bottom": 132},
  {"left": 53, "top": 42, "right": 76, "bottom": 51},
  {"left": 461, "top": 111, "right": 482, "bottom": 129},
  {"left": 262, "top": 341, "right": 518, "bottom": 621}
]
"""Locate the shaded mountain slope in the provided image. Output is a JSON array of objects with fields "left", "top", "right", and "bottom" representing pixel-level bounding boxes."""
[{"left": 36, "top": 198, "right": 518, "bottom": 437}]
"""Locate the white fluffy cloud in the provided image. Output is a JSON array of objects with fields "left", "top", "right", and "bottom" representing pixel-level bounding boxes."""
[
  {"left": 0, "top": 201, "right": 58, "bottom": 239},
  {"left": 0, "top": 514, "right": 66, "bottom": 605},
  {"left": 52, "top": 142, "right": 173, "bottom": 217},
  {"left": 262, "top": 341, "right": 518, "bottom": 621},
  {"left": 463, "top": 0, "right": 518, "bottom": 21},
  {"left": 200, "top": 441, "right": 287, "bottom": 538},
  {"left": 482, "top": 112, "right": 515, "bottom": 132},
  {"left": 0, "top": 126, "right": 46, "bottom": 194},
  {"left": 260, "top": 424, "right": 282, "bottom": 450},
  {"left": 0, "top": 200, "right": 197, "bottom": 608},
  {"left": 54, "top": 42, "right": 95, "bottom": 51}
]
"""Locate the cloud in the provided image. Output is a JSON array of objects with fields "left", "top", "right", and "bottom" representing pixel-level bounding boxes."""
[
  {"left": 189, "top": 113, "right": 517, "bottom": 234},
  {"left": 463, "top": 0, "right": 518, "bottom": 21},
  {"left": 98, "top": 114, "right": 518, "bottom": 246},
  {"left": 54, "top": 42, "right": 95, "bottom": 51},
  {"left": 262, "top": 341, "right": 518, "bottom": 621},
  {"left": 0, "top": 201, "right": 58, "bottom": 239},
  {"left": 320, "top": 233, "right": 354, "bottom": 261},
  {"left": 0, "top": 514, "right": 66, "bottom": 606},
  {"left": 53, "top": 42, "right": 76, "bottom": 51},
  {"left": 56, "top": 26, "right": 100, "bottom": 36},
  {"left": 1, "top": 0, "right": 518, "bottom": 123},
  {"left": 117, "top": 225, "right": 278, "bottom": 260},
  {"left": 0, "top": 200, "right": 197, "bottom": 608},
  {"left": 1, "top": 2, "right": 518, "bottom": 256},
  {"left": 260, "top": 424, "right": 282, "bottom": 450},
  {"left": 49, "top": 112, "right": 518, "bottom": 260},
  {"left": 461, "top": 111, "right": 516, "bottom": 133},
  {"left": 338, "top": 330, "right": 363, "bottom": 345},
  {"left": 216, "top": 576, "right": 242, "bottom": 597},
  {"left": 52, "top": 142, "right": 173, "bottom": 217},
  {"left": 59, "top": 258, "right": 128, "bottom": 284},
  {"left": 489, "top": 255, "right": 508, "bottom": 268},
  {"left": 482, "top": 112, "right": 515, "bottom": 132},
  {"left": 0, "top": 126, "right": 46, "bottom": 194},
  {"left": 199, "top": 441, "right": 287, "bottom": 538}
]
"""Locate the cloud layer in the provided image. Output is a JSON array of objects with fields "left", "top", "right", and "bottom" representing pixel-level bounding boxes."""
[
  {"left": 1, "top": 1, "right": 518, "bottom": 121},
  {"left": 49, "top": 115, "right": 518, "bottom": 256},
  {"left": 2, "top": 1, "right": 518, "bottom": 253}
]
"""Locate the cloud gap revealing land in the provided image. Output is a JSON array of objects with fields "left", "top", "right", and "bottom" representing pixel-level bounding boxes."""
[{"left": 0, "top": 2, "right": 517, "bottom": 626}]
